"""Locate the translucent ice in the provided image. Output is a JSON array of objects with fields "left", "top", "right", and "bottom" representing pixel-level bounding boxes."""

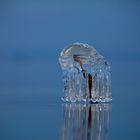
[{"left": 59, "top": 43, "right": 112, "bottom": 103}]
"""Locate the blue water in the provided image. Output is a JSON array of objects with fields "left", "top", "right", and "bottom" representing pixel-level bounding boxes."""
[{"left": 0, "top": 0, "right": 140, "bottom": 140}]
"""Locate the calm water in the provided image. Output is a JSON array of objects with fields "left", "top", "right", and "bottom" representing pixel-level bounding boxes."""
[
  {"left": 0, "top": 59, "right": 139, "bottom": 140},
  {"left": 0, "top": 0, "right": 140, "bottom": 140}
]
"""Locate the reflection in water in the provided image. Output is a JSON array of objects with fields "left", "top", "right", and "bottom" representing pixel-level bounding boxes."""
[{"left": 60, "top": 104, "right": 111, "bottom": 140}]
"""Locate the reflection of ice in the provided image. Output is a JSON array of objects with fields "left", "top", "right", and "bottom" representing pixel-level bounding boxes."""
[{"left": 60, "top": 104, "right": 111, "bottom": 140}]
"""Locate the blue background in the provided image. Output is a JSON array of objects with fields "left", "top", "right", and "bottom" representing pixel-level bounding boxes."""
[{"left": 0, "top": 0, "right": 140, "bottom": 140}]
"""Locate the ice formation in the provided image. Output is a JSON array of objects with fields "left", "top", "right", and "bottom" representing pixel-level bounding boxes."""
[{"left": 59, "top": 43, "right": 112, "bottom": 103}]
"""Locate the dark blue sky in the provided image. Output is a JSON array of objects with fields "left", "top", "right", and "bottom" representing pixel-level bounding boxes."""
[
  {"left": 0, "top": 0, "right": 140, "bottom": 61},
  {"left": 0, "top": 0, "right": 140, "bottom": 88}
]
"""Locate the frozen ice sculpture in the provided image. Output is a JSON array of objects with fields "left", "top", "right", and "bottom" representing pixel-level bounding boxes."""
[{"left": 59, "top": 43, "right": 112, "bottom": 103}]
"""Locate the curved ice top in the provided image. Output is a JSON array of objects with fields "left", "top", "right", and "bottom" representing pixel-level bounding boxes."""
[{"left": 59, "top": 43, "right": 110, "bottom": 73}]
